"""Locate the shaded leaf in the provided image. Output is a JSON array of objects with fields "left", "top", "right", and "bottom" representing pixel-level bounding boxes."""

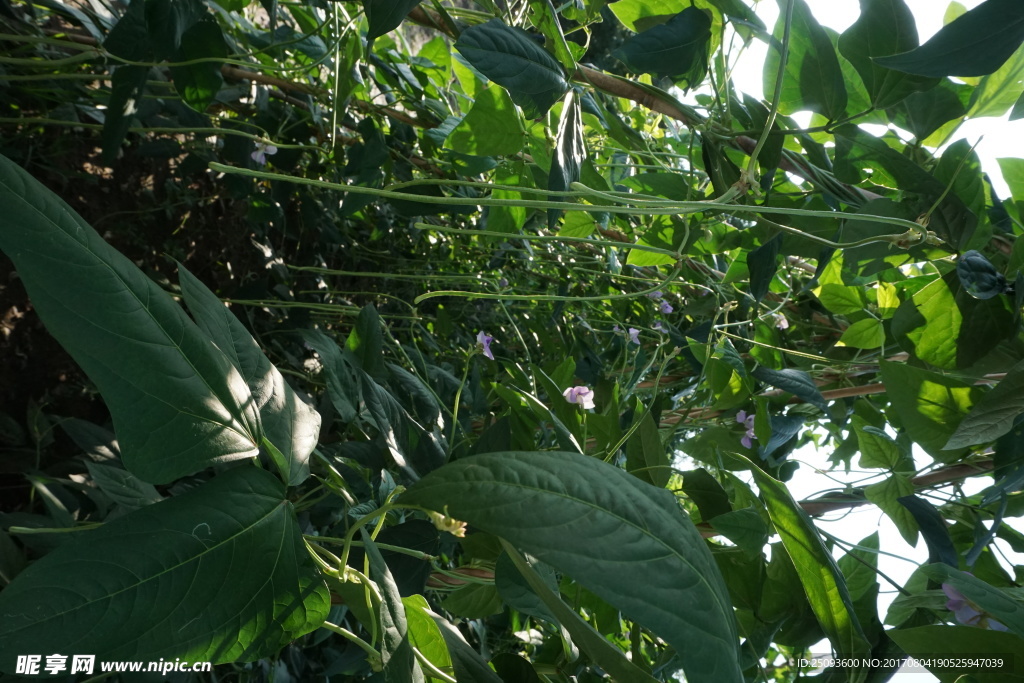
[
  {"left": 888, "top": 625, "right": 1024, "bottom": 683},
  {"left": 946, "top": 359, "right": 1024, "bottom": 449},
  {"left": 899, "top": 496, "right": 958, "bottom": 567},
  {"left": 0, "top": 467, "right": 329, "bottom": 667},
  {"left": 362, "top": 530, "right": 424, "bottom": 682},
  {"left": 751, "top": 366, "right": 827, "bottom": 412},
  {"left": 0, "top": 154, "right": 261, "bottom": 484},
  {"left": 548, "top": 90, "right": 585, "bottom": 226},
  {"left": 366, "top": 0, "right": 422, "bottom": 41},
  {"left": 401, "top": 451, "right": 742, "bottom": 682},
  {"left": 958, "top": 250, "right": 1008, "bottom": 300},
  {"left": 613, "top": 6, "right": 711, "bottom": 86},
  {"left": 874, "top": 0, "right": 1024, "bottom": 78},
  {"left": 455, "top": 19, "right": 569, "bottom": 119}
]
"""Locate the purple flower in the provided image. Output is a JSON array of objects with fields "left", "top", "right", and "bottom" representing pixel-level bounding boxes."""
[
  {"left": 613, "top": 325, "right": 622, "bottom": 333},
  {"left": 652, "top": 321, "right": 665, "bottom": 332},
  {"left": 563, "top": 386, "right": 595, "bottom": 410},
  {"left": 628, "top": 327, "right": 641, "bottom": 345},
  {"left": 251, "top": 141, "right": 278, "bottom": 165},
  {"left": 942, "top": 583, "right": 1008, "bottom": 631},
  {"left": 476, "top": 331, "right": 494, "bottom": 360},
  {"left": 773, "top": 313, "right": 789, "bottom": 330},
  {"left": 647, "top": 290, "right": 664, "bottom": 299},
  {"left": 659, "top": 301, "right": 674, "bottom": 314},
  {"left": 736, "top": 410, "right": 756, "bottom": 448}
]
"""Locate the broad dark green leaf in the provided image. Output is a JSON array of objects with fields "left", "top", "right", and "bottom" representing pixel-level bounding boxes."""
[
  {"left": 547, "top": 90, "right": 585, "bottom": 226},
  {"left": 900, "top": 496, "right": 957, "bottom": 567},
  {"left": 0, "top": 466, "right": 329, "bottom": 669},
  {"left": 526, "top": 0, "right": 577, "bottom": 73},
  {"left": 764, "top": 0, "right": 847, "bottom": 120},
  {"left": 362, "top": 530, "right": 424, "bottom": 683},
  {"left": 888, "top": 79, "right": 971, "bottom": 142},
  {"left": 746, "top": 460, "right": 871, "bottom": 662},
  {"left": 144, "top": 0, "right": 205, "bottom": 60},
  {"left": 709, "top": 507, "right": 768, "bottom": 556},
  {"left": 837, "top": 532, "right": 879, "bottom": 603},
  {"left": 0, "top": 154, "right": 262, "bottom": 484},
  {"left": 873, "top": 0, "right": 1024, "bottom": 78},
  {"left": 401, "top": 451, "right": 742, "bottom": 682},
  {"left": 170, "top": 18, "right": 228, "bottom": 112},
  {"left": 365, "top": 0, "right": 422, "bottom": 40},
  {"left": 748, "top": 233, "right": 781, "bottom": 302},
  {"left": 179, "top": 264, "right": 319, "bottom": 486},
  {"left": 838, "top": 0, "right": 938, "bottom": 109},
  {"left": 682, "top": 468, "right": 732, "bottom": 520},
  {"left": 455, "top": 19, "right": 569, "bottom": 119},
  {"left": 888, "top": 626, "right": 1024, "bottom": 683},
  {"left": 945, "top": 359, "right": 1024, "bottom": 449},
  {"left": 495, "top": 551, "right": 558, "bottom": 624},
  {"left": 101, "top": 65, "right": 149, "bottom": 164},
  {"left": 347, "top": 304, "right": 386, "bottom": 381},
  {"left": 501, "top": 544, "right": 660, "bottom": 683},
  {"left": 613, "top": 6, "right": 711, "bottom": 86},
  {"left": 751, "top": 366, "right": 827, "bottom": 411}
]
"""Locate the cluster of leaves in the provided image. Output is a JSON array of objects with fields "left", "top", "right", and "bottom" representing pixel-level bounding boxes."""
[{"left": 3, "top": 0, "right": 1024, "bottom": 681}]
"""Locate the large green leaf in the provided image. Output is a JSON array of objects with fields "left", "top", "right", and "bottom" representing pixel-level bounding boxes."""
[
  {"left": 0, "top": 466, "right": 329, "bottom": 669},
  {"left": 169, "top": 17, "right": 227, "bottom": 112},
  {"left": 873, "top": 0, "right": 1024, "bottom": 78},
  {"left": 891, "top": 276, "right": 961, "bottom": 369},
  {"left": 837, "top": 0, "right": 938, "bottom": 109},
  {"left": 178, "top": 264, "right": 319, "bottom": 486},
  {"left": 764, "top": 0, "right": 847, "bottom": 121},
  {"left": 920, "top": 565, "right": 1024, "bottom": 637},
  {"left": 945, "top": 359, "right": 1024, "bottom": 449},
  {"left": 746, "top": 461, "right": 871, "bottom": 664},
  {"left": 0, "top": 154, "right": 261, "bottom": 484},
  {"left": 613, "top": 6, "right": 711, "bottom": 85},
  {"left": 455, "top": 19, "right": 570, "bottom": 119},
  {"left": 363, "top": 531, "right": 424, "bottom": 682},
  {"left": 400, "top": 451, "right": 742, "bottom": 682}
]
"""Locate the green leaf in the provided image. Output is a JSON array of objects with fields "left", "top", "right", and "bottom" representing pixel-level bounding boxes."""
[
  {"left": 891, "top": 276, "right": 960, "bottom": 368},
  {"left": 402, "top": 596, "right": 453, "bottom": 679},
  {"left": 879, "top": 361, "right": 979, "bottom": 463},
  {"left": 447, "top": 85, "right": 525, "bottom": 157},
  {"left": 300, "top": 330, "right": 358, "bottom": 424},
  {"left": 873, "top": 0, "right": 1024, "bottom": 78},
  {"left": 751, "top": 366, "right": 828, "bottom": 412},
  {"left": 501, "top": 545, "right": 661, "bottom": 683},
  {"left": 0, "top": 154, "right": 261, "bottom": 484},
  {"left": 625, "top": 408, "right": 670, "bottom": 487},
  {"left": 920, "top": 565, "right": 1024, "bottom": 637},
  {"left": 855, "top": 422, "right": 902, "bottom": 470},
  {"left": 178, "top": 264, "right": 319, "bottom": 486},
  {"left": 817, "top": 283, "right": 868, "bottom": 315},
  {"left": 363, "top": 530, "right": 424, "bottom": 683},
  {"left": 888, "top": 79, "right": 971, "bottom": 141},
  {"left": 0, "top": 466, "right": 329, "bottom": 668},
  {"left": 888, "top": 625, "right": 1024, "bottom": 683},
  {"left": 455, "top": 19, "right": 570, "bottom": 119},
  {"left": 837, "top": 318, "right": 884, "bottom": 349},
  {"left": 495, "top": 551, "right": 558, "bottom": 624},
  {"left": 84, "top": 461, "right": 163, "bottom": 510},
  {"left": 945, "top": 359, "right": 1024, "bottom": 449},
  {"left": 347, "top": 304, "right": 386, "bottom": 381},
  {"left": 967, "top": 40, "right": 1024, "bottom": 118},
  {"left": 898, "top": 495, "right": 958, "bottom": 566},
  {"left": 169, "top": 17, "right": 227, "bottom": 112},
  {"left": 430, "top": 616, "right": 504, "bottom": 683},
  {"left": 748, "top": 233, "right": 781, "bottom": 302},
  {"left": 837, "top": 0, "right": 938, "bottom": 109},
  {"left": 100, "top": 65, "right": 149, "bottom": 164},
  {"left": 526, "top": 0, "right": 577, "bottom": 73},
  {"left": 441, "top": 582, "right": 504, "bottom": 618},
  {"left": 864, "top": 474, "right": 919, "bottom": 545},
  {"left": 764, "top": 0, "right": 848, "bottom": 121},
  {"left": 613, "top": 6, "right": 711, "bottom": 86},
  {"left": 548, "top": 90, "right": 585, "bottom": 226},
  {"left": 365, "top": 0, "right": 423, "bottom": 41},
  {"left": 709, "top": 507, "right": 768, "bottom": 556},
  {"left": 837, "top": 532, "right": 879, "bottom": 603},
  {"left": 682, "top": 468, "right": 732, "bottom": 520},
  {"left": 745, "top": 459, "right": 871, "bottom": 662},
  {"left": 401, "top": 451, "right": 742, "bottom": 682}
]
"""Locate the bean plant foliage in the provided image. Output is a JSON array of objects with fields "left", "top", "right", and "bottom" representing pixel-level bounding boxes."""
[{"left": 2, "top": 0, "right": 1024, "bottom": 680}]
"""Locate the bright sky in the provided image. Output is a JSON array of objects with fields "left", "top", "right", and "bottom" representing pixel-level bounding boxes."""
[{"left": 714, "top": 3, "right": 1021, "bottom": 680}]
